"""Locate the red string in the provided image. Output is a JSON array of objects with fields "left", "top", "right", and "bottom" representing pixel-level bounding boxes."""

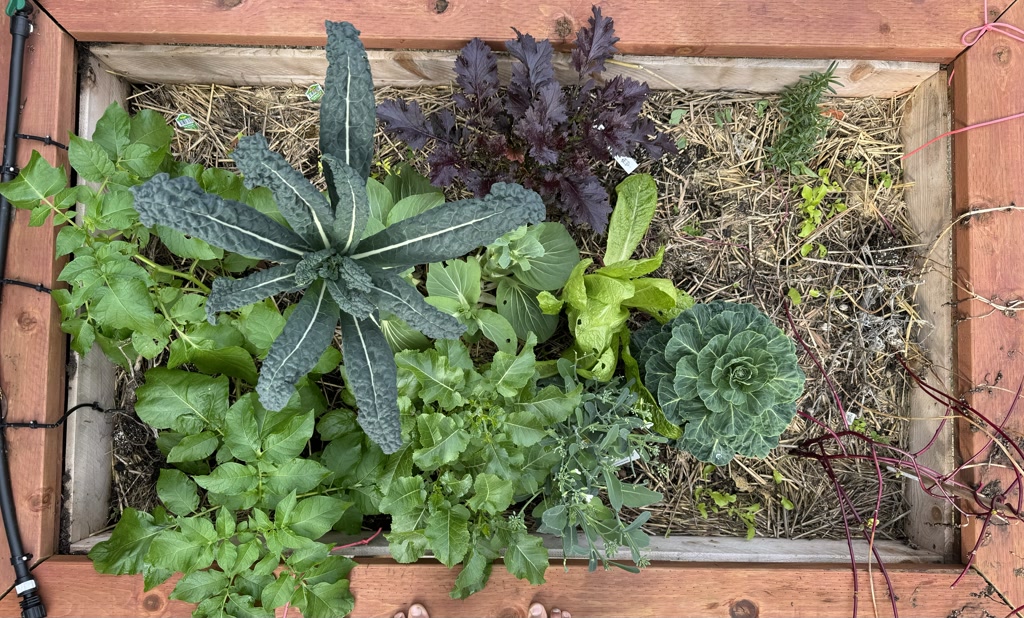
[{"left": 903, "top": 0, "right": 1024, "bottom": 159}]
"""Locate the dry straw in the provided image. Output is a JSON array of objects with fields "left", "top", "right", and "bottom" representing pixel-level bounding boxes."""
[{"left": 120, "top": 82, "right": 919, "bottom": 541}]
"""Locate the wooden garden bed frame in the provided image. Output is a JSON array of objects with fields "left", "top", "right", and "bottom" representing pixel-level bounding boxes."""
[{"left": 0, "top": 1, "right": 1022, "bottom": 616}]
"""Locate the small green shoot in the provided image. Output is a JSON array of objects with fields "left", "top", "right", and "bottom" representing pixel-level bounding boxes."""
[
  {"left": 787, "top": 287, "right": 802, "bottom": 306},
  {"left": 800, "top": 243, "right": 827, "bottom": 258},
  {"left": 714, "top": 108, "right": 734, "bottom": 128},
  {"left": 669, "top": 109, "right": 688, "bottom": 125},
  {"left": 796, "top": 169, "right": 846, "bottom": 238}
]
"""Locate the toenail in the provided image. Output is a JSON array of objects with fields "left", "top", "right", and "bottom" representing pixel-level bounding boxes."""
[
  {"left": 531, "top": 606, "right": 544, "bottom": 616},
  {"left": 411, "top": 607, "right": 423, "bottom": 617}
]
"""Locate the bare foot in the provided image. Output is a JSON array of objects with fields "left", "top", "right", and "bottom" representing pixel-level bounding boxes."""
[
  {"left": 394, "top": 603, "right": 428, "bottom": 618},
  {"left": 529, "top": 603, "right": 571, "bottom": 618}
]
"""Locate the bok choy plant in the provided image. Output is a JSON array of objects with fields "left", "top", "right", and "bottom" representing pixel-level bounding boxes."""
[{"left": 130, "top": 21, "right": 545, "bottom": 453}]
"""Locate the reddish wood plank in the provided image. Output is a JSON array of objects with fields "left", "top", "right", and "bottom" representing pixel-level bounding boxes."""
[
  {"left": 951, "top": 0, "right": 1024, "bottom": 609},
  {"left": 0, "top": 555, "right": 1010, "bottom": 618},
  {"left": 40, "top": 0, "right": 991, "bottom": 62},
  {"left": 0, "top": 8, "right": 76, "bottom": 587}
]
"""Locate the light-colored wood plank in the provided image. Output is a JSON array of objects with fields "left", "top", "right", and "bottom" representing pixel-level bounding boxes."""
[
  {"left": 0, "top": 555, "right": 1007, "bottom": 618},
  {"left": 70, "top": 531, "right": 943, "bottom": 564},
  {"left": 951, "top": 0, "right": 1024, "bottom": 608},
  {"left": 90, "top": 45, "right": 938, "bottom": 97},
  {"left": 64, "top": 56, "right": 129, "bottom": 545},
  {"left": 0, "top": 8, "right": 77, "bottom": 586},
  {"left": 40, "top": 0, "right": 989, "bottom": 62},
  {"left": 900, "top": 71, "right": 957, "bottom": 561}
]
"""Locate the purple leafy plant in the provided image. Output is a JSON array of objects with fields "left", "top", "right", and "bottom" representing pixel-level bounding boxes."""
[{"left": 376, "top": 6, "right": 675, "bottom": 233}]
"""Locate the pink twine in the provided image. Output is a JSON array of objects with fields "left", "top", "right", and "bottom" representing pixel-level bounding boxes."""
[
  {"left": 903, "top": 110, "right": 1024, "bottom": 159},
  {"left": 903, "top": 0, "right": 1024, "bottom": 159},
  {"left": 961, "top": 0, "right": 1024, "bottom": 46}
]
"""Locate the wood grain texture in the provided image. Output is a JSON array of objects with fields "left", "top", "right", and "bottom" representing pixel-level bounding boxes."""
[
  {"left": 901, "top": 71, "right": 957, "bottom": 561},
  {"left": 89, "top": 45, "right": 939, "bottom": 97},
  {"left": 64, "top": 57, "right": 129, "bottom": 544},
  {"left": 0, "top": 555, "right": 1009, "bottom": 618},
  {"left": 951, "top": 0, "right": 1024, "bottom": 608},
  {"left": 43, "top": 0, "right": 991, "bottom": 62},
  {"left": 70, "top": 531, "right": 944, "bottom": 564},
  {"left": 0, "top": 8, "right": 76, "bottom": 587}
]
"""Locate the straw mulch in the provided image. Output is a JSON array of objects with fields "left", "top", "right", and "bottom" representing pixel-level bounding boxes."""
[{"left": 117, "top": 81, "right": 924, "bottom": 541}]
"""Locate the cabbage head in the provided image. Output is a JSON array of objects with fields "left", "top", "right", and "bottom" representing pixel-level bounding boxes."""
[{"left": 634, "top": 301, "right": 805, "bottom": 465}]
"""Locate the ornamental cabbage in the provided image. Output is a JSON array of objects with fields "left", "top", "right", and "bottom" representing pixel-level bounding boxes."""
[{"left": 634, "top": 301, "right": 805, "bottom": 465}]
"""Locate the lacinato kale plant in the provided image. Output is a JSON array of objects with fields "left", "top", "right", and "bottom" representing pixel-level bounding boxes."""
[
  {"left": 130, "top": 22, "right": 546, "bottom": 454},
  {"left": 633, "top": 301, "right": 806, "bottom": 465},
  {"left": 377, "top": 6, "right": 675, "bottom": 233}
]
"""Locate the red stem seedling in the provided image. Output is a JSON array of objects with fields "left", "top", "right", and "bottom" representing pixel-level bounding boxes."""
[{"left": 784, "top": 303, "right": 1024, "bottom": 618}]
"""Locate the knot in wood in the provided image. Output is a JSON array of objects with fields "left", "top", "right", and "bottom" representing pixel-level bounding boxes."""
[
  {"left": 850, "top": 63, "right": 875, "bottom": 82},
  {"left": 16, "top": 310, "right": 37, "bottom": 332},
  {"left": 433, "top": 0, "right": 449, "bottom": 14},
  {"left": 730, "top": 599, "right": 759, "bottom": 618},
  {"left": 28, "top": 488, "right": 53, "bottom": 512},
  {"left": 554, "top": 16, "right": 574, "bottom": 39},
  {"left": 143, "top": 593, "right": 164, "bottom": 611},
  {"left": 994, "top": 46, "right": 1012, "bottom": 66}
]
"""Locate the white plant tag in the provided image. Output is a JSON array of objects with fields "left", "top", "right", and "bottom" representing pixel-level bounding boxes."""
[
  {"left": 612, "top": 450, "right": 642, "bottom": 467},
  {"left": 613, "top": 154, "right": 639, "bottom": 174}
]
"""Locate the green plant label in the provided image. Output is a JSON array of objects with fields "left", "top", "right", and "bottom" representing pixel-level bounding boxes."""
[
  {"left": 305, "top": 83, "right": 325, "bottom": 102},
  {"left": 174, "top": 113, "right": 199, "bottom": 131}
]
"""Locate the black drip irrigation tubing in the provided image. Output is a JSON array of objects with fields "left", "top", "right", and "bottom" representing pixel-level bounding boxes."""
[{"left": 0, "top": 2, "right": 48, "bottom": 616}]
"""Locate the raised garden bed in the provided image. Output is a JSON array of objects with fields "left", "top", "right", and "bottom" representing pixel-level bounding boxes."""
[
  {"left": 74, "top": 80, "right": 931, "bottom": 547},
  {"left": 0, "top": 2, "right": 1022, "bottom": 617},
  {"left": 63, "top": 34, "right": 960, "bottom": 603}
]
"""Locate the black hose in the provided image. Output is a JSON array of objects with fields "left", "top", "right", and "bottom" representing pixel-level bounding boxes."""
[
  {"left": 0, "top": 6, "right": 29, "bottom": 276},
  {"left": 0, "top": 4, "right": 47, "bottom": 617}
]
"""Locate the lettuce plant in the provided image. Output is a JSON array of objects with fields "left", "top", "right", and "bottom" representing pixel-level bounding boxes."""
[
  {"left": 129, "top": 21, "right": 545, "bottom": 453},
  {"left": 634, "top": 301, "right": 806, "bottom": 465},
  {"left": 377, "top": 6, "right": 674, "bottom": 232},
  {"left": 423, "top": 222, "right": 580, "bottom": 350},
  {"left": 379, "top": 336, "right": 582, "bottom": 598},
  {"left": 538, "top": 174, "right": 690, "bottom": 381}
]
